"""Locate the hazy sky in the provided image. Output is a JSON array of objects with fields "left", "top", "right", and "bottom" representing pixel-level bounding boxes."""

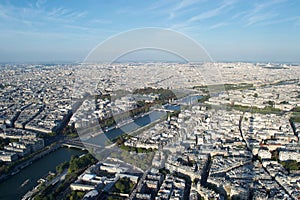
[{"left": 0, "top": 0, "right": 300, "bottom": 62}]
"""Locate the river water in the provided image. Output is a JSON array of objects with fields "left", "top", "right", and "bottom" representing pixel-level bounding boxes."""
[
  {"left": 0, "top": 148, "right": 84, "bottom": 200},
  {"left": 85, "top": 110, "right": 166, "bottom": 146},
  {"left": 84, "top": 95, "right": 202, "bottom": 147}
]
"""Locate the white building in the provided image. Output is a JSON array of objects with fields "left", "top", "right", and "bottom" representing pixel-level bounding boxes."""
[
  {"left": 279, "top": 150, "right": 300, "bottom": 162},
  {"left": 0, "top": 150, "right": 18, "bottom": 162},
  {"left": 258, "top": 149, "right": 272, "bottom": 159}
]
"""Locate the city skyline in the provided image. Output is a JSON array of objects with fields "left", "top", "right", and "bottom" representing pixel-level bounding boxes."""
[{"left": 0, "top": 0, "right": 300, "bottom": 62}]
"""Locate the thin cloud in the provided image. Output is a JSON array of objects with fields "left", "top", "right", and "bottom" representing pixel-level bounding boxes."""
[
  {"left": 188, "top": 0, "right": 236, "bottom": 22},
  {"left": 169, "top": 22, "right": 204, "bottom": 33},
  {"left": 148, "top": 0, "right": 171, "bottom": 11},
  {"left": 253, "top": 0, "right": 287, "bottom": 12},
  {"left": 89, "top": 19, "right": 112, "bottom": 25},
  {"left": 115, "top": 7, "right": 132, "bottom": 15},
  {"left": 295, "top": 18, "right": 300, "bottom": 26},
  {"left": 168, "top": 0, "right": 205, "bottom": 20},
  {"left": 257, "top": 16, "right": 300, "bottom": 27},
  {"left": 0, "top": 1, "right": 92, "bottom": 42},
  {"left": 47, "top": 7, "right": 86, "bottom": 22},
  {"left": 35, "top": 0, "right": 47, "bottom": 9},
  {"left": 242, "top": 0, "right": 287, "bottom": 27},
  {"left": 174, "top": 0, "right": 204, "bottom": 11},
  {"left": 0, "top": 3, "right": 41, "bottom": 26},
  {"left": 0, "top": 5, "right": 12, "bottom": 20},
  {"left": 0, "top": 2, "right": 86, "bottom": 26},
  {"left": 245, "top": 12, "right": 278, "bottom": 26},
  {"left": 48, "top": 7, "right": 69, "bottom": 18},
  {"left": 208, "top": 22, "right": 228, "bottom": 30},
  {"left": 231, "top": 11, "right": 247, "bottom": 20},
  {"left": 64, "top": 24, "right": 95, "bottom": 31},
  {"left": 148, "top": 0, "right": 205, "bottom": 21}
]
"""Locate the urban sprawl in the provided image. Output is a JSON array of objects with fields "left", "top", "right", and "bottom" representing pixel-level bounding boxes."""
[{"left": 0, "top": 62, "right": 300, "bottom": 200}]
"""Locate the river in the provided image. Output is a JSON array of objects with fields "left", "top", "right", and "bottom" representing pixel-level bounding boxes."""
[
  {"left": 0, "top": 148, "right": 84, "bottom": 200},
  {"left": 83, "top": 95, "right": 202, "bottom": 147},
  {"left": 84, "top": 110, "right": 166, "bottom": 146}
]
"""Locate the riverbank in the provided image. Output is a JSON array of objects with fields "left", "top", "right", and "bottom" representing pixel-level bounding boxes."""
[
  {"left": 0, "top": 147, "right": 84, "bottom": 200},
  {"left": 0, "top": 142, "right": 61, "bottom": 184},
  {"left": 84, "top": 110, "right": 166, "bottom": 147}
]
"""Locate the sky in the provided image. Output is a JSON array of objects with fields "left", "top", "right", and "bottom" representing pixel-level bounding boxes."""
[{"left": 0, "top": 0, "right": 300, "bottom": 63}]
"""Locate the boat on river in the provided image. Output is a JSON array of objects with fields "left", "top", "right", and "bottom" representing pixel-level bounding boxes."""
[{"left": 20, "top": 179, "right": 30, "bottom": 188}]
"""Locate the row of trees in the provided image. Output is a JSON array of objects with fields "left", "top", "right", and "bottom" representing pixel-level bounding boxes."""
[
  {"left": 56, "top": 161, "right": 69, "bottom": 174},
  {"left": 193, "top": 83, "right": 254, "bottom": 92},
  {"left": 94, "top": 87, "right": 177, "bottom": 130},
  {"left": 120, "top": 144, "right": 156, "bottom": 153}
]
